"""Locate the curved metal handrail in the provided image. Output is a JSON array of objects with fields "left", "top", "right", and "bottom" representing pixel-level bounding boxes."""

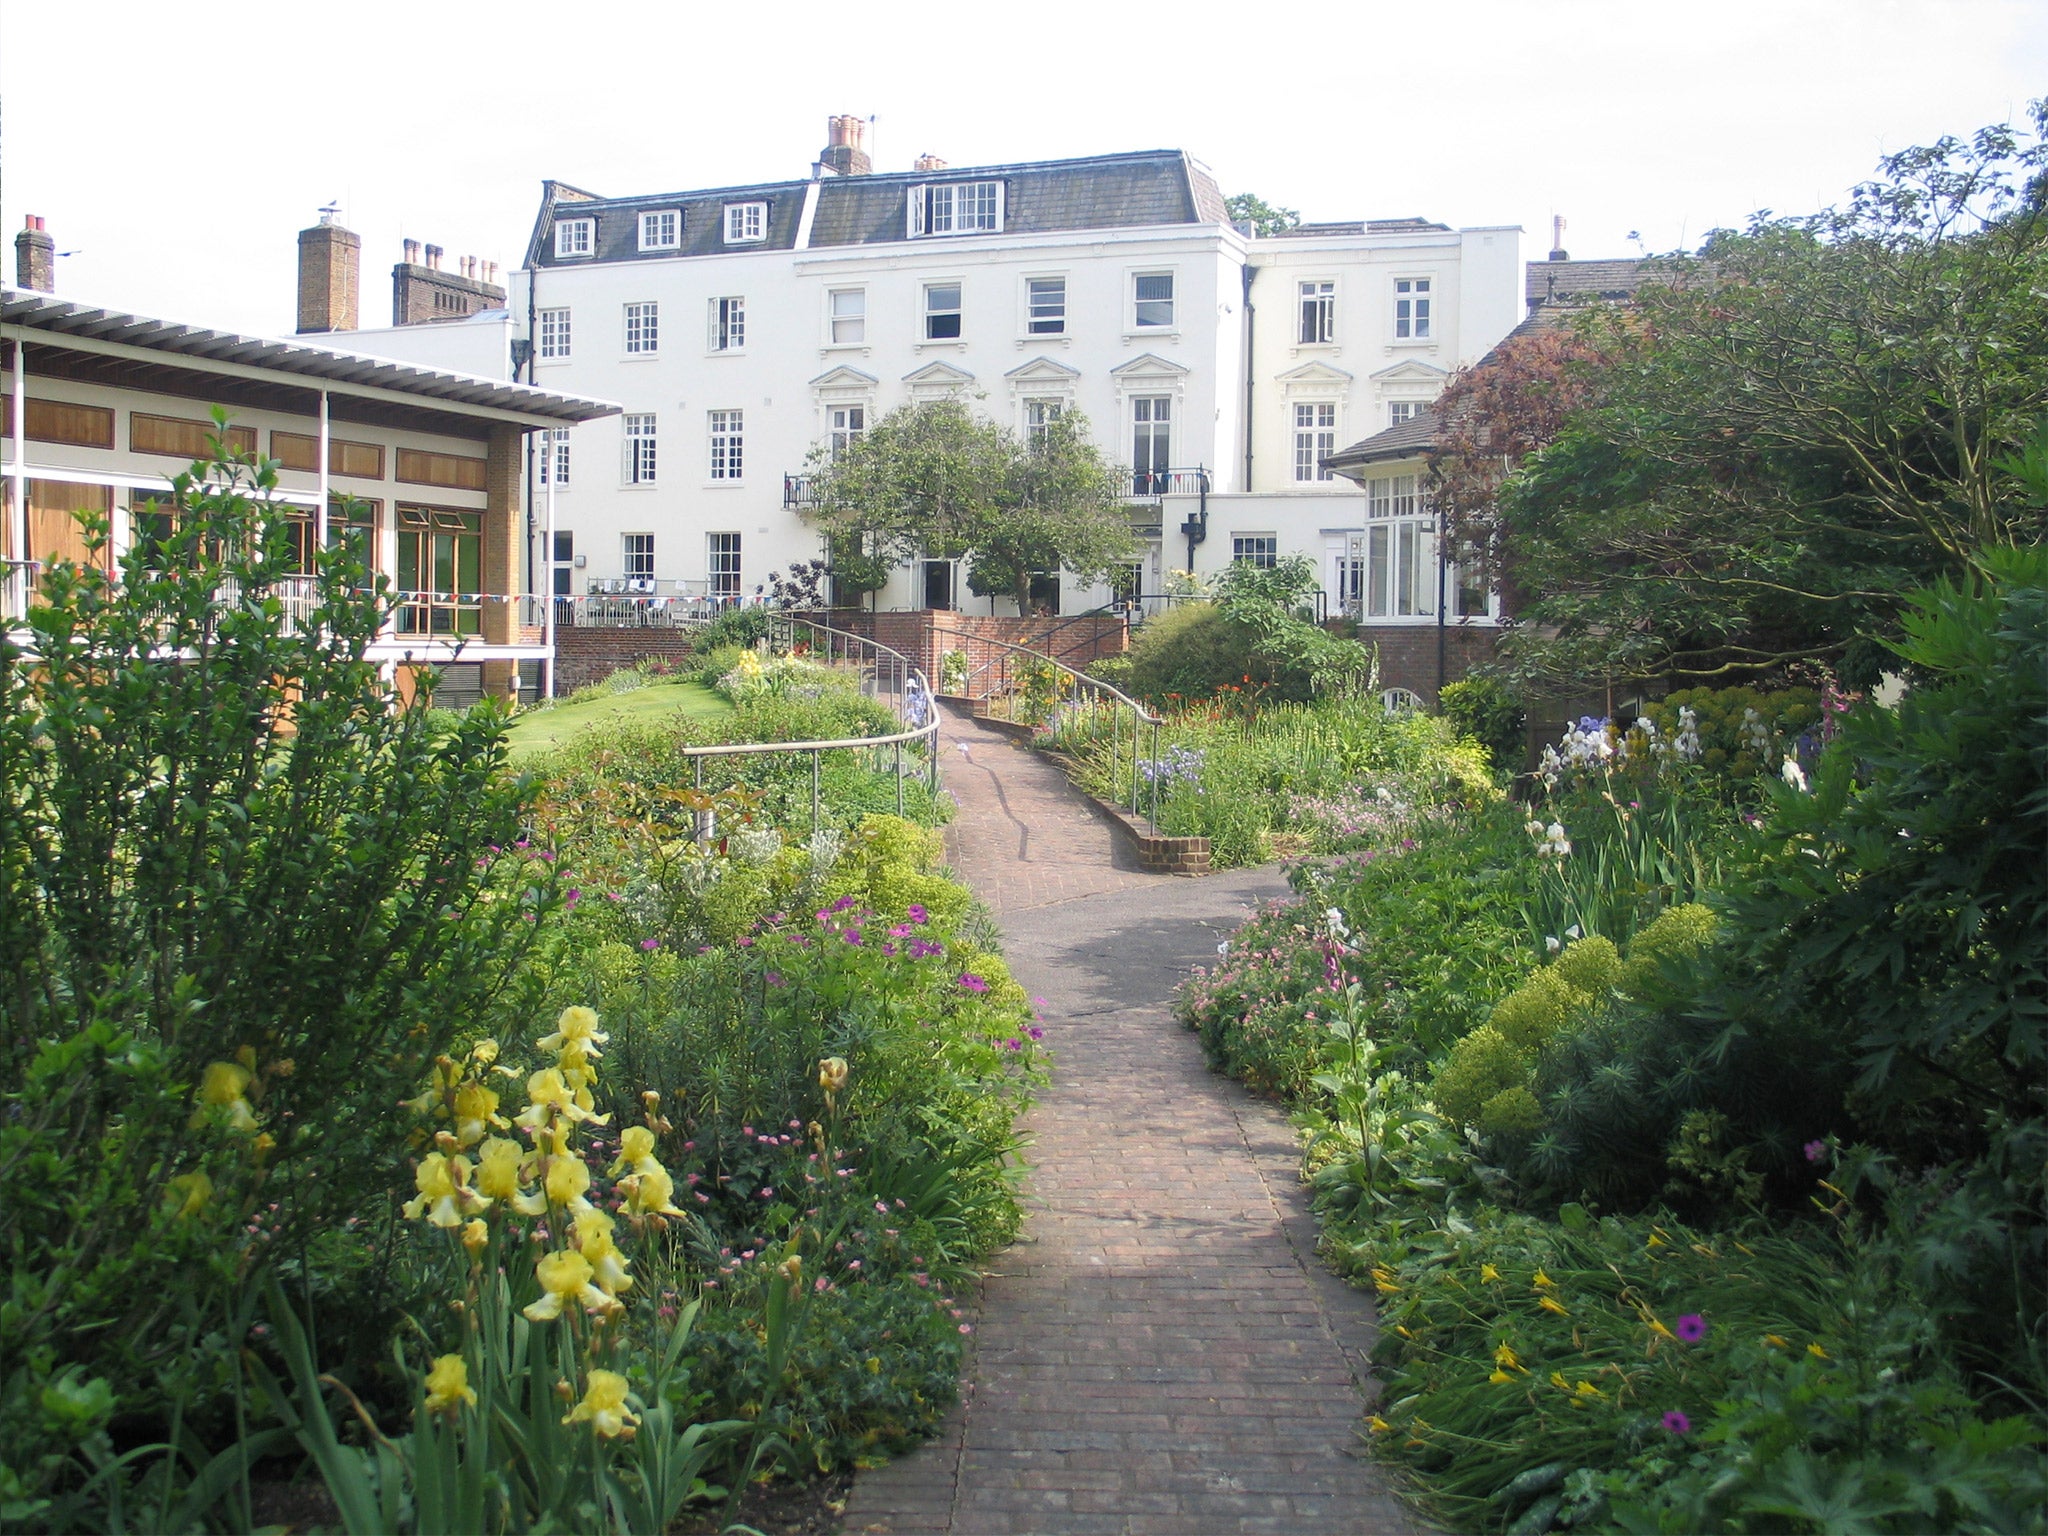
[{"left": 928, "top": 622, "right": 1167, "bottom": 829}]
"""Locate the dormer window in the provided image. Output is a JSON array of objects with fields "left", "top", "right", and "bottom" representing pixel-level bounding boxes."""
[
  {"left": 724, "top": 202, "right": 767, "bottom": 244},
  {"left": 554, "top": 218, "right": 594, "bottom": 258},
  {"left": 908, "top": 181, "right": 1003, "bottom": 237},
  {"left": 638, "top": 210, "right": 680, "bottom": 251}
]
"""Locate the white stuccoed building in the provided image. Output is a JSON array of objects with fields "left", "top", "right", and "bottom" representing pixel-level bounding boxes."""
[{"left": 345, "top": 119, "right": 1522, "bottom": 619}]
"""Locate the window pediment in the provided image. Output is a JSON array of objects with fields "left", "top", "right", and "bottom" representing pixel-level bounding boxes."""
[{"left": 1003, "top": 357, "right": 1081, "bottom": 386}]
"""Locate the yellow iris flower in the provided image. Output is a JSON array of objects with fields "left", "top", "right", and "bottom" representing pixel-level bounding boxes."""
[
  {"left": 452, "top": 1082, "right": 506, "bottom": 1148},
  {"left": 522, "top": 1249, "right": 613, "bottom": 1322},
  {"left": 562, "top": 1369, "right": 639, "bottom": 1438},
  {"left": 403, "top": 1152, "right": 475, "bottom": 1228},
  {"left": 193, "top": 1061, "right": 260, "bottom": 1133},
  {"left": 1538, "top": 1296, "right": 1570, "bottom": 1316},
  {"left": 538, "top": 1006, "right": 608, "bottom": 1060},
  {"left": 424, "top": 1355, "right": 475, "bottom": 1415},
  {"left": 575, "top": 1209, "right": 634, "bottom": 1297},
  {"left": 475, "top": 1137, "right": 525, "bottom": 1202}
]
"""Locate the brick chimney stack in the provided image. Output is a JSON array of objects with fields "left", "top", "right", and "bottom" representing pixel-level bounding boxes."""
[
  {"left": 820, "top": 115, "right": 872, "bottom": 176},
  {"left": 16, "top": 215, "right": 56, "bottom": 292},
  {"left": 913, "top": 153, "right": 949, "bottom": 172},
  {"left": 424, "top": 244, "right": 444, "bottom": 271},
  {"left": 296, "top": 209, "right": 360, "bottom": 334},
  {"left": 1547, "top": 215, "right": 1569, "bottom": 263}
]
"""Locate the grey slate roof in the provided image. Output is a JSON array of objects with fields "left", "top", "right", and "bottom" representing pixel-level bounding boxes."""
[
  {"left": 1270, "top": 217, "right": 1450, "bottom": 238},
  {"left": 1523, "top": 256, "right": 1665, "bottom": 309},
  {"left": 525, "top": 151, "right": 1231, "bottom": 269},
  {"left": 1322, "top": 407, "right": 1439, "bottom": 474}
]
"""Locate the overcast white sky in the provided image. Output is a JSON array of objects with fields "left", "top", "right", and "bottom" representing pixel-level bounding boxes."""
[{"left": 2, "top": 0, "right": 2041, "bottom": 339}]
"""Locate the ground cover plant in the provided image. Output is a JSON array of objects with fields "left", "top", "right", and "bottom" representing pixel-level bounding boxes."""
[
  {"left": 0, "top": 440, "right": 1034, "bottom": 1531},
  {"left": 1177, "top": 552, "right": 2046, "bottom": 1532},
  {"left": 502, "top": 670, "right": 728, "bottom": 760}
]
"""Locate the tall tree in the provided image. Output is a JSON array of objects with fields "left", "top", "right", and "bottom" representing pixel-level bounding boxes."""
[
  {"left": 803, "top": 400, "right": 1134, "bottom": 613},
  {"left": 1225, "top": 192, "right": 1301, "bottom": 237},
  {"left": 1480, "top": 102, "right": 2048, "bottom": 686}
]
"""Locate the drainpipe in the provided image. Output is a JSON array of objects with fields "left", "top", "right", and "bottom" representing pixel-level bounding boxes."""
[
  {"left": 8, "top": 338, "right": 25, "bottom": 618},
  {"left": 1435, "top": 520, "right": 1448, "bottom": 703},
  {"left": 1241, "top": 264, "right": 1255, "bottom": 492},
  {"left": 315, "top": 389, "right": 330, "bottom": 553},
  {"left": 543, "top": 438, "right": 558, "bottom": 699}
]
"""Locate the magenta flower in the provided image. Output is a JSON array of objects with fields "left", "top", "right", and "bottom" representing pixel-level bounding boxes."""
[
  {"left": 958, "top": 974, "right": 989, "bottom": 993},
  {"left": 882, "top": 942, "right": 897, "bottom": 957},
  {"left": 640, "top": 938, "right": 660, "bottom": 951},
  {"left": 1804, "top": 1139, "right": 1828, "bottom": 1163},
  {"left": 907, "top": 903, "right": 929, "bottom": 924},
  {"left": 1662, "top": 1409, "right": 1691, "bottom": 1436},
  {"left": 1675, "top": 1314, "right": 1707, "bottom": 1343},
  {"left": 844, "top": 929, "right": 863, "bottom": 945}
]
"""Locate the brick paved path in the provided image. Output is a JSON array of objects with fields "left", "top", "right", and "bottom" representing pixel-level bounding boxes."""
[{"left": 843, "top": 708, "right": 1412, "bottom": 1536}]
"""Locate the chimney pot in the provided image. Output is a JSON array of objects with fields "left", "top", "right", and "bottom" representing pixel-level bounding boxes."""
[
  {"left": 296, "top": 216, "right": 360, "bottom": 333},
  {"left": 424, "top": 244, "right": 443, "bottom": 271},
  {"left": 913, "top": 153, "right": 949, "bottom": 172},
  {"left": 819, "top": 114, "right": 873, "bottom": 176},
  {"left": 16, "top": 215, "right": 56, "bottom": 292},
  {"left": 403, "top": 238, "right": 421, "bottom": 264}
]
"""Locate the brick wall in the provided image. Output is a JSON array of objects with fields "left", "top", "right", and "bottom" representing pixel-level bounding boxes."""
[
  {"left": 1355, "top": 622, "right": 1503, "bottom": 708},
  {"left": 296, "top": 224, "right": 359, "bottom": 334},
  {"left": 808, "top": 610, "right": 1128, "bottom": 697},
  {"left": 391, "top": 263, "right": 508, "bottom": 326},
  {"left": 552, "top": 626, "right": 700, "bottom": 694}
]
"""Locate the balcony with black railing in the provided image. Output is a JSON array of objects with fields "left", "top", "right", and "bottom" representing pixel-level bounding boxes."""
[
  {"left": 1125, "top": 467, "right": 1209, "bottom": 503},
  {"left": 783, "top": 473, "right": 819, "bottom": 510}
]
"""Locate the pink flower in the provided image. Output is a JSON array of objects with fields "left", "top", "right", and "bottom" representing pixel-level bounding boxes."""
[
  {"left": 958, "top": 974, "right": 989, "bottom": 993},
  {"left": 1804, "top": 1139, "right": 1828, "bottom": 1163},
  {"left": 1662, "top": 1410, "right": 1691, "bottom": 1436},
  {"left": 1675, "top": 1314, "right": 1708, "bottom": 1343}
]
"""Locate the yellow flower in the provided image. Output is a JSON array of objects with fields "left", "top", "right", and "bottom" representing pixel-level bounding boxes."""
[
  {"left": 818, "top": 1056, "right": 849, "bottom": 1094},
  {"left": 1646, "top": 1233, "right": 1667, "bottom": 1250},
  {"left": 610, "top": 1125, "right": 658, "bottom": 1175},
  {"left": 193, "top": 1061, "right": 259, "bottom": 1133},
  {"left": 1649, "top": 1319, "right": 1677, "bottom": 1342},
  {"left": 1764, "top": 1334, "right": 1790, "bottom": 1350},
  {"left": 1538, "top": 1296, "right": 1570, "bottom": 1317},
  {"left": 452, "top": 1083, "right": 506, "bottom": 1148},
  {"left": 1394, "top": 1324, "right": 1414, "bottom": 1339},
  {"left": 475, "top": 1136, "right": 525, "bottom": 1201},
  {"left": 622, "top": 1164, "right": 685, "bottom": 1219},
  {"left": 778, "top": 1253, "right": 803, "bottom": 1285},
  {"left": 1480, "top": 1263, "right": 1501, "bottom": 1283},
  {"left": 424, "top": 1355, "right": 475, "bottom": 1416},
  {"left": 403, "top": 1153, "right": 473, "bottom": 1228},
  {"left": 1493, "top": 1343, "right": 1526, "bottom": 1373},
  {"left": 538, "top": 1007, "right": 608, "bottom": 1061},
  {"left": 544, "top": 1155, "right": 593, "bottom": 1212},
  {"left": 522, "top": 1249, "right": 612, "bottom": 1322},
  {"left": 401, "top": 1057, "right": 461, "bottom": 1118},
  {"left": 1531, "top": 1269, "right": 1556, "bottom": 1291},
  {"left": 1807, "top": 1342, "right": 1830, "bottom": 1359},
  {"left": 165, "top": 1171, "right": 213, "bottom": 1218},
  {"left": 1367, "top": 1415, "right": 1392, "bottom": 1434},
  {"left": 1371, "top": 1267, "right": 1401, "bottom": 1295},
  {"left": 1489, "top": 1369, "right": 1516, "bottom": 1384},
  {"left": 469, "top": 1038, "right": 500, "bottom": 1066},
  {"left": 562, "top": 1369, "right": 639, "bottom": 1438},
  {"left": 575, "top": 1209, "right": 634, "bottom": 1297},
  {"left": 514, "top": 1068, "right": 607, "bottom": 1132},
  {"left": 461, "top": 1219, "right": 489, "bottom": 1254},
  {"left": 1573, "top": 1380, "right": 1604, "bottom": 1399}
]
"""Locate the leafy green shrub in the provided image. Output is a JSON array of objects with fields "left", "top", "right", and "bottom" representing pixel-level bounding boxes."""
[
  {"left": 0, "top": 445, "right": 545, "bottom": 1517},
  {"left": 692, "top": 605, "right": 773, "bottom": 652},
  {"left": 1122, "top": 602, "right": 1272, "bottom": 704},
  {"left": 1633, "top": 684, "right": 1822, "bottom": 784},
  {"left": 1439, "top": 675, "right": 1526, "bottom": 772},
  {"left": 1433, "top": 1027, "right": 1527, "bottom": 1129}
]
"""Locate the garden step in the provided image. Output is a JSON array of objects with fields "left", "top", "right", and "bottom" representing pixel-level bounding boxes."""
[{"left": 843, "top": 707, "right": 1415, "bottom": 1534}]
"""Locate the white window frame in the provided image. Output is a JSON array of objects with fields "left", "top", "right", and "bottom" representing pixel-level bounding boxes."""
[
  {"left": 828, "top": 404, "right": 866, "bottom": 457},
  {"left": 708, "top": 409, "right": 744, "bottom": 481},
  {"left": 540, "top": 427, "right": 571, "bottom": 487},
  {"left": 1132, "top": 271, "right": 1176, "bottom": 330},
  {"left": 1131, "top": 395, "right": 1173, "bottom": 492},
  {"left": 1299, "top": 279, "right": 1335, "bottom": 344},
  {"left": 637, "top": 209, "right": 680, "bottom": 251},
  {"left": 553, "top": 218, "right": 594, "bottom": 259},
  {"left": 537, "top": 307, "right": 572, "bottom": 360},
  {"left": 710, "top": 296, "right": 745, "bottom": 352},
  {"left": 1231, "top": 534, "right": 1279, "bottom": 569},
  {"left": 923, "top": 281, "right": 963, "bottom": 341},
  {"left": 1293, "top": 402, "right": 1337, "bottom": 482},
  {"left": 623, "top": 414, "right": 657, "bottom": 486},
  {"left": 623, "top": 301, "right": 659, "bottom": 355},
  {"left": 1024, "top": 397, "right": 1065, "bottom": 445},
  {"left": 1389, "top": 400, "right": 1425, "bottom": 426},
  {"left": 1025, "top": 275, "right": 1067, "bottom": 336},
  {"left": 1394, "top": 277, "right": 1433, "bottom": 340},
  {"left": 828, "top": 287, "right": 866, "bottom": 345},
  {"left": 623, "top": 532, "right": 655, "bottom": 582},
  {"left": 708, "top": 532, "right": 742, "bottom": 599},
  {"left": 1362, "top": 474, "right": 1433, "bottom": 619},
  {"left": 723, "top": 202, "right": 767, "bottom": 244},
  {"left": 907, "top": 180, "right": 1005, "bottom": 237}
]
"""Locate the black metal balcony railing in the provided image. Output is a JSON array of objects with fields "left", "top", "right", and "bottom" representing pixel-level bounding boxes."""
[
  {"left": 784, "top": 473, "right": 818, "bottom": 510},
  {"left": 1127, "top": 467, "right": 1210, "bottom": 502}
]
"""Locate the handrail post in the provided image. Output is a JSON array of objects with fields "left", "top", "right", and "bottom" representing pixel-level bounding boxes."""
[
  {"left": 895, "top": 739, "right": 904, "bottom": 818},
  {"left": 812, "top": 749, "right": 821, "bottom": 837},
  {"left": 1150, "top": 718, "right": 1160, "bottom": 828}
]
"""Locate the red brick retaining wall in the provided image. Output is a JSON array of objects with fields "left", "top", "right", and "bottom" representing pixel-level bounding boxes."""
[
  {"left": 551, "top": 627, "right": 699, "bottom": 694},
  {"left": 808, "top": 610, "right": 1128, "bottom": 698}
]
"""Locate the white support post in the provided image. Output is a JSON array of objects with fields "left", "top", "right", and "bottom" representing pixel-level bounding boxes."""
[
  {"left": 315, "top": 389, "right": 330, "bottom": 552},
  {"left": 7, "top": 338, "right": 26, "bottom": 621},
  {"left": 542, "top": 430, "right": 558, "bottom": 699}
]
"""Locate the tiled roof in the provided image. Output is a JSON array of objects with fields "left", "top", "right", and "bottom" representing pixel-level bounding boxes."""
[
  {"left": 1269, "top": 217, "right": 1451, "bottom": 239},
  {"left": 528, "top": 150, "right": 1231, "bottom": 268},
  {"left": 1321, "top": 407, "right": 1440, "bottom": 473},
  {"left": 1523, "top": 256, "right": 1667, "bottom": 309}
]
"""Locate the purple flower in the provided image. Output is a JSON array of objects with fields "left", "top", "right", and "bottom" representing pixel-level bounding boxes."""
[
  {"left": 1662, "top": 1409, "right": 1691, "bottom": 1436},
  {"left": 765, "top": 971, "right": 785, "bottom": 988},
  {"left": 1804, "top": 1139, "right": 1828, "bottom": 1164},
  {"left": 958, "top": 974, "right": 989, "bottom": 993},
  {"left": 1675, "top": 1314, "right": 1707, "bottom": 1343},
  {"left": 640, "top": 938, "right": 661, "bottom": 951},
  {"left": 906, "top": 903, "right": 929, "bottom": 924},
  {"left": 1004, "top": 1038, "right": 1022, "bottom": 1050},
  {"left": 844, "top": 928, "right": 863, "bottom": 945},
  {"left": 832, "top": 895, "right": 857, "bottom": 913},
  {"left": 881, "top": 942, "right": 897, "bottom": 957},
  {"left": 1027, "top": 1026, "right": 1045, "bottom": 1041}
]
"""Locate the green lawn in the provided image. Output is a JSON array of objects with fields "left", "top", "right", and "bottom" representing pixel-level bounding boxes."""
[{"left": 504, "top": 680, "right": 729, "bottom": 759}]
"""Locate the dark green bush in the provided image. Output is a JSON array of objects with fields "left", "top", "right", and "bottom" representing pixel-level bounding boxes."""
[
  {"left": 0, "top": 444, "right": 545, "bottom": 1512},
  {"left": 1439, "top": 676, "right": 1525, "bottom": 773},
  {"left": 692, "top": 605, "right": 773, "bottom": 652}
]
